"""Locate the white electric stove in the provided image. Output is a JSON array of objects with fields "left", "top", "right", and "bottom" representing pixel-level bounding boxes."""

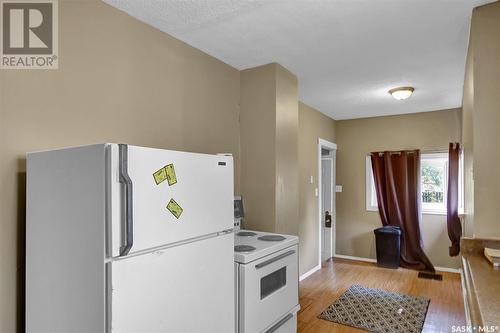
[{"left": 234, "top": 230, "right": 300, "bottom": 333}]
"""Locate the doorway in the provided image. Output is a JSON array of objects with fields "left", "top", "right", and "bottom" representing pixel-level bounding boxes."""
[{"left": 318, "top": 139, "right": 337, "bottom": 264}]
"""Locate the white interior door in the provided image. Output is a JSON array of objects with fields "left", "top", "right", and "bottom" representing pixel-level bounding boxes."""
[
  {"left": 110, "top": 233, "right": 234, "bottom": 333},
  {"left": 109, "top": 145, "right": 234, "bottom": 256},
  {"left": 321, "top": 158, "right": 333, "bottom": 261}
]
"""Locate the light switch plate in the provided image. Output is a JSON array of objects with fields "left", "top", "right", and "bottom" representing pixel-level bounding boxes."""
[{"left": 335, "top": 185, "right": 343, "bottom": 193}]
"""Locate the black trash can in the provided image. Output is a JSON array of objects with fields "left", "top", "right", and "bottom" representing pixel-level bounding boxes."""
[{"left": 374, "top": 225, "right": 401, "bottom": 269}]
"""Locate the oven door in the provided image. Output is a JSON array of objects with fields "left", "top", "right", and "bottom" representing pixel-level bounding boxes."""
[{"left": 238, "top": 245, "right": 298, "bottom": 333}]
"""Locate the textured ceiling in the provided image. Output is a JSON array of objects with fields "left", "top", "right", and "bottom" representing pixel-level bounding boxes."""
[{"left": 103, "top": 0, "right": 493, "bottom": 120}]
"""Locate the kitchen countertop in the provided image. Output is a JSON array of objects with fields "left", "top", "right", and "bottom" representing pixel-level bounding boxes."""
[{"left": 460, "top": 237, "right": 500, "bottom": 327}]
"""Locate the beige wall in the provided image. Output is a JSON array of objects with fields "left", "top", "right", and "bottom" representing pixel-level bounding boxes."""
[
  {"left": 240, "top": 63, "right": 299, "bottom": 235},
  {"left": 463, "top": 2, "right": 500, "bottom": 238},
  {"left": 298, "top": 102, "right": 336, "bottom": 275},
  {"left": 335, "top": 109, "right": 463, "bottom": 269},
  {"left": 275, "top": 66, "right": 299, "bottom": 236},
  {"left": 240, "top": 64, "right": 277, "bottom": 232},
  {"left": 0, "top": 1, "right": 240, "bottom": 331}
]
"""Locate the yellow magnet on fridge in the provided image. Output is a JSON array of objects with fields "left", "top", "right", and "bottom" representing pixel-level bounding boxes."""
[
  {"left": 153, "top": 167, "right": 168, "bottom": 185},
  {"left": 164, "top": 164, "right": 177, "bottom": 186},
  {"left": 167, "top": 198, "right": 183, "bottom": 219}
]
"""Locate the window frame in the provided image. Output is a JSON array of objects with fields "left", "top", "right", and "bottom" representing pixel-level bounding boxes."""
[{"left": 365, "top": 156, "right": 378, "bottom": 212}]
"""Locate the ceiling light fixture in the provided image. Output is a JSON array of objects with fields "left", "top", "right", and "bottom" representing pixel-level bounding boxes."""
[{"left": 388, "top": 86, "right": 414, "bottom": 100}]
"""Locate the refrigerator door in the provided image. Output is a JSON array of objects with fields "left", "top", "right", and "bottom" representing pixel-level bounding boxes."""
[
  {"left": 109, "top": 144, "right": 234, "bottom": 256},
  {"left": 110, "top": 233, "right": 234, "bottom": 333}
]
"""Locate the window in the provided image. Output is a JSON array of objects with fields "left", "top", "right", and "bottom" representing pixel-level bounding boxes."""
[
  {"left": 421, "top": 153, "right": 448, "bottom": 214},
  {"left": 365, "top": 153, "right": 463, "bottom": 215}
]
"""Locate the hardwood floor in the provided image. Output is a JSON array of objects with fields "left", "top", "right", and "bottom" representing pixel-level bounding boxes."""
[{"left": 298, "top": 258, "right": 464, "bottom": 333}]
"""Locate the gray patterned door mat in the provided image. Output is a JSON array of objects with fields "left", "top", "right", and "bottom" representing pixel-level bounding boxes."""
[{"left": 319, "top": 285, "right": 430, "bottom": 333}]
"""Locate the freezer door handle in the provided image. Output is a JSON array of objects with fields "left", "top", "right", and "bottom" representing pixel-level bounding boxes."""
[
  {"left": 264, "top": 313, "right": 293, "bottom": 333},
  {"left": 118, "top": 144, "right": 133, "bottom": 256},
  {"left": 255, "top": 250, "right": 295, "bottom": 269}
]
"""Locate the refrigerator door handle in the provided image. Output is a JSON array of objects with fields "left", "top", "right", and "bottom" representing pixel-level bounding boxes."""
[{"left": 118, "top": 144, "right": 133, "bottom": 256}]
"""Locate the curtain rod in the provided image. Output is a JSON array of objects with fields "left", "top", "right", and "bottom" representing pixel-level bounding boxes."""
[
  {"left": 369, "top": 148, "right": 449, "bottom": 156},
  {"left": 421, "top": 148, "right": 448, "bottom": 154}
]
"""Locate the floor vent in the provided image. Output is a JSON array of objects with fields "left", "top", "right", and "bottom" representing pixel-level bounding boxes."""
[{"left": 418, "top": 272, "right": 443, "bottom": 281}]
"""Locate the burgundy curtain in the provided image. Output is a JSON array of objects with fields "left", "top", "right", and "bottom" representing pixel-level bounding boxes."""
[
  {"left": 371, "top": 150, "right": 435, "bottom": 272},
  {"left": 447, "top": 142, "right": 462, "bottom": 256}
]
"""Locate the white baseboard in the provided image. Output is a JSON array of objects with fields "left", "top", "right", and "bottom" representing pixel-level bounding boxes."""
[
  {"left": 299, "top": 264, "right": 321, "bottom": 281},
  {"left": 434, "top": 266, "right": 461, "bottom": 274},
  {"left": 334, "top": 254, "right": 377, "bottom": 263},
  {"left": 333, "top": 254, "right": 461, "bottom": 273}
]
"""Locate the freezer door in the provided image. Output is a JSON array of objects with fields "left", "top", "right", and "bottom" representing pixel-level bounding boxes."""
[
  {"left": 109, "top": 144, "right": 234, "bottom": 256},
  {"left": 110, "top": 233, "right": 234, "bottom": 333}
]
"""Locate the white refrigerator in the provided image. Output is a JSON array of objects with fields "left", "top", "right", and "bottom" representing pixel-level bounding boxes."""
[{"left": 26, "top": 144, "right": 235, "bottom": 333}]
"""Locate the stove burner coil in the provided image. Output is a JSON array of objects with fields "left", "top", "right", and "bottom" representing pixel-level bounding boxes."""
[
  {"left": 258, "top": 235, "right": 286, "bottom": 242},
  {"left": 236, "top": 231, "right": 257, "bottom": 237},
  {"left": 234, "top": 245, "right": 256, "bottom": 252}
]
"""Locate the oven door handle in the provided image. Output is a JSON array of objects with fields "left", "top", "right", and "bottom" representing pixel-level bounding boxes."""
[
  {"left": 264, "top": 313, "right": 293, "bottom": 333},
  {"left": 255, "top": 250, "right": 295, "bottom": 269}
]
